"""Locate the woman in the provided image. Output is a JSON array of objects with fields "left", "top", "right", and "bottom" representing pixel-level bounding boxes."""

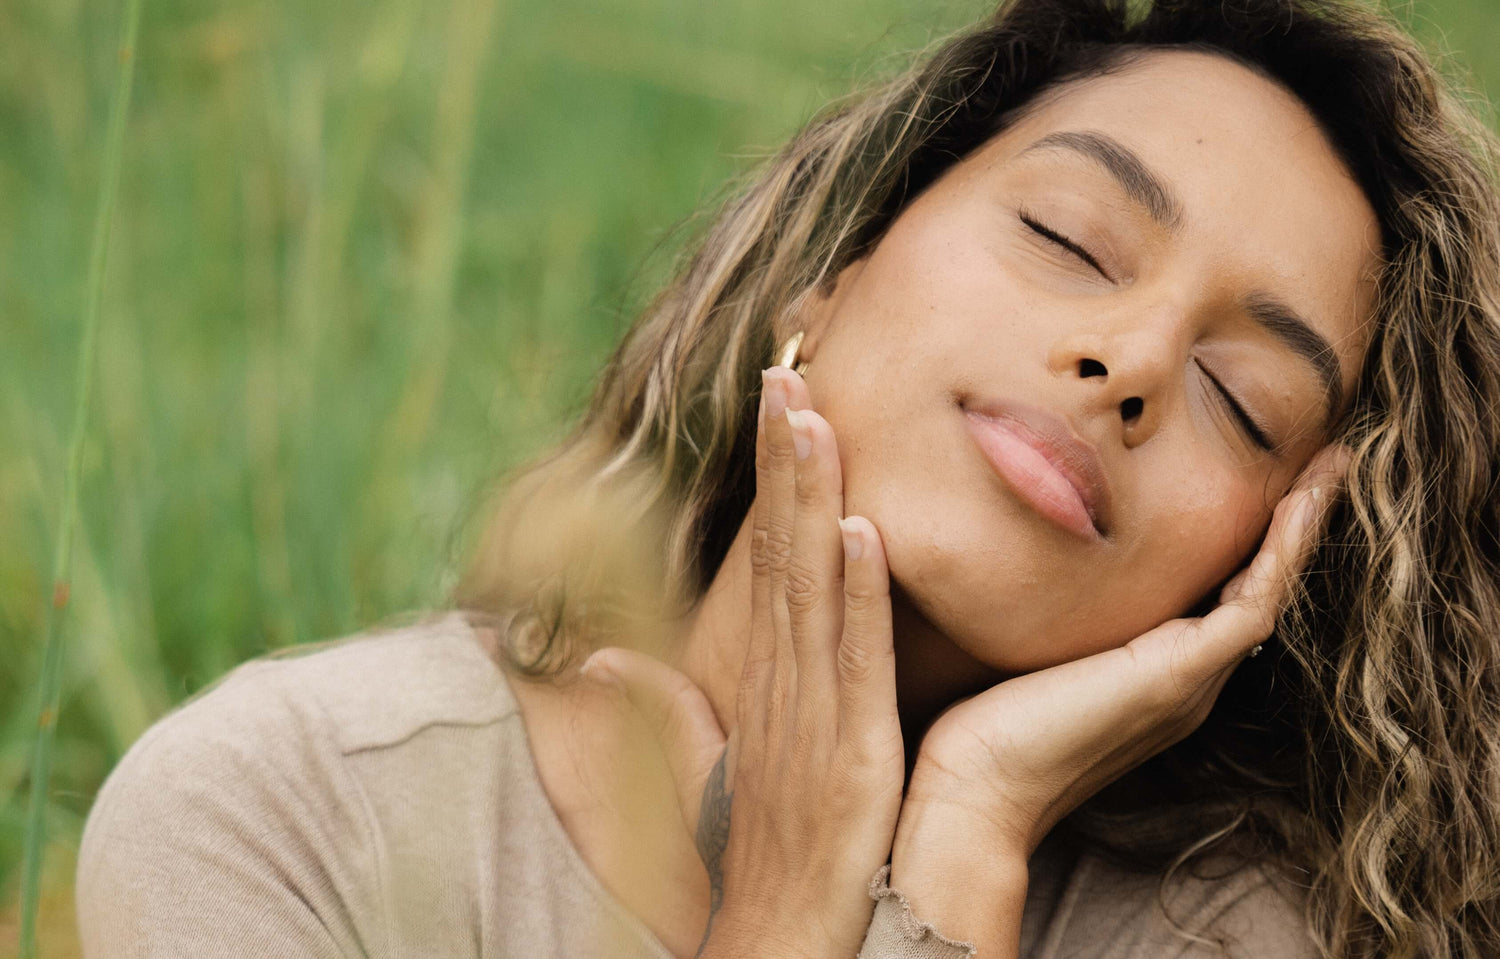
[{"left": 76, "top": 0, "right": 1500, "bottom": 956}]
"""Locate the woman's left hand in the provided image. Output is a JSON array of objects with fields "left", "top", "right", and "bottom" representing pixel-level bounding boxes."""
[{"left": 888, "top": 443, "right": 1351, "bottom": 953}]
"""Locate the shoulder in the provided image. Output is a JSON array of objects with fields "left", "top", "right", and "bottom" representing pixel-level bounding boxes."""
[
  {"left": 83, "top": 612, "right": 516, "bottom": 810},
  {"left": 1033, "top": 841, "right": 1318, "bottom": 959},
  {"left": 109, "top": 610, "right": 513, "bottom": 764},
  {"left": 74, "top": 611, "right": 518, "bottom": 956}
]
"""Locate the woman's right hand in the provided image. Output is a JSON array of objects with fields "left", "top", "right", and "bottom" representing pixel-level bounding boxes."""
[{"left": 584, "top": 364, "right": 905, "bottom": 959}]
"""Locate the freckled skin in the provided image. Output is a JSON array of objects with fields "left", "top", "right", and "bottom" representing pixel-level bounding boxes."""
[{"left": 795, "top": 50, "right": 1380, "bottom": 674}]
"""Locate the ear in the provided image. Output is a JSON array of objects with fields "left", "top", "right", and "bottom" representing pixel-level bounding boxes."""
[{"left": 794, "top": 256, "right": 868, "bottom": 365}]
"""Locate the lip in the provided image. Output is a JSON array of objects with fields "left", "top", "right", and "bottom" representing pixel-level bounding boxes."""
[{"left": 962, "top": 401, "right": 1113, "bottom": 541}]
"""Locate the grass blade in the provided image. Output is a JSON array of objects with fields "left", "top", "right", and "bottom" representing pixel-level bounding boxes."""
[{"left": 18, "top": 0, "right": 146, "bottom": 954}]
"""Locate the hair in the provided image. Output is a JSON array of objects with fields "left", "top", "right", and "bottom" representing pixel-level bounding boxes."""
[{"left": 455, "top": 0, "right": 1500, "bottom": 955}]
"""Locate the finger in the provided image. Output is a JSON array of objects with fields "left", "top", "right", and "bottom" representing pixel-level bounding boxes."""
[
  {"left": 1197, "top": 481, "right": 1332, "bottom": 668},
  {"left": 757, "top": 367, "right": 801, "bottom": 728},
  {"left": 582, "top": 647, "right": 727, "bottom": 838},
  {"left": 748, "top": 386, "right": 773, "bottom": 669},
  {"left": 834, "top": 516, "right": 899, "bottom": 753},
  {"left": 1215, "top": 441, "right": 1353, "bottom": 603},
  {"left": 744, "top": 385, "right": 774, "bottom": 748},
  {"left": 1294, "top": 441, "right": 1354, "bottom": 495},
  {"left": 784, "top": 406, "right": 846, "bottom": 706},
  {"left": 745, "top": 371, "right": 800, "bottom": 744}
]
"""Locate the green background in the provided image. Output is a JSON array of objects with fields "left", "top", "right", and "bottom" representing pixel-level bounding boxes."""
[{"left": 2, "top": 0, "right": 1496, "bottom": 952}]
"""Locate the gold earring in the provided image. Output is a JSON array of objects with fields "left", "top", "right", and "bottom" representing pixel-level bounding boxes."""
[{"left": 778, "top": 330, "right": 810, "bottom": 376}]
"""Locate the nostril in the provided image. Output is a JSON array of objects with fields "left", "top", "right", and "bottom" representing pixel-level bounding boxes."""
[
  {"left": 1121, "top": 396, "right": 1144, "bottom": 422},
  {"left": 1079, "top": 358, "right": 1107, "bottom": 378}
]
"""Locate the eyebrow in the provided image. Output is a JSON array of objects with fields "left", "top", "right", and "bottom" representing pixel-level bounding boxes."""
[
  {"left": 1022, "top": 130, "right": 1185, "bottom": 232},
  {"left": 1021, "top": 128, "right": 1346, "bottom": 430},
  {"left": 1242, "top": 292, "right": 1345, "bottom": 429}
]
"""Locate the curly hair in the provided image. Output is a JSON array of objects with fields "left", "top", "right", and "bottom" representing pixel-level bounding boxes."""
[{"left": 455, "top": 0, "right": 1500, "bottom": 954}]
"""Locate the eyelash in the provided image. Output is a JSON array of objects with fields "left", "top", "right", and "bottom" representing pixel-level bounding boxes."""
[
  {"left": 1018, "top": 208, "right": 1110, "bottom": 280},
  {"left": 1195, "top": 359, "right": 1275, "bottom": 452}
]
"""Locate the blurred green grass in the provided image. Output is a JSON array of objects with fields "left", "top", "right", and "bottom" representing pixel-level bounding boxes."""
[{"left": 1, "top": 0, "right": 1495, "bottom": 953}]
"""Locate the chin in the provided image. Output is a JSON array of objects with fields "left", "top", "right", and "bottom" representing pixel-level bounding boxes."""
[
  {"left": 869, "top": 498, "right": 1081, "bottom": 667},
  {"left": 887, "top": 558, "right": 1085, "bottom": 676}
]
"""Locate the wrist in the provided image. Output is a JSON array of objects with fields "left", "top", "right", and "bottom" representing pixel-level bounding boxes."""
[
  {"left": 889, "top": 795, "right": 1030, "bottom": 958},
  {"left": 705, "top": 897, "right": 852, "bottom": 959}
]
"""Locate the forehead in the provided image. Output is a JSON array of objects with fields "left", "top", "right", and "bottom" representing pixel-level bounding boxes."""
[{"left": 972, "top": 49, "right": 1382, "bottom": 392}]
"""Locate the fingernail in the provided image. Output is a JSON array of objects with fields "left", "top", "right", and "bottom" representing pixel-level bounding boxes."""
[
  {"left": 785, "top": 408, "right": 812, "bottom": 459},
  {"left": 579, "top": 653, "right": 621, "bottom": 689},
  {"left": 1294, "top": 489, "right": 1321, "bottom": 536},
  {"left": 838, "top": 517, "right": 864, "bottom": 561},
  {"left": 762, "top": 369, "right": 787, "bottom": 420}
]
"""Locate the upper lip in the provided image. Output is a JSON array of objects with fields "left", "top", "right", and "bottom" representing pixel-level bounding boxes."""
[{"left": 964, "top": 398, "right": 1114, "bottom": 537}]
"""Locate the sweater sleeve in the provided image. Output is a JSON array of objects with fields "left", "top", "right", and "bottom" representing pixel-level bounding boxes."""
[
  {"left": 854, "top": 850, "right": 1319, "bottom": 959},
  {"left": 857, "top": 866, "right": 977, "bottom": 959},
  {"left": 74, "top": 660, "right": 379, "bottom": 959}
]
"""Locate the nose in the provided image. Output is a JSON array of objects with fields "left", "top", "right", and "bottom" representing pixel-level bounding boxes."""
[{"left": 1047, "top": 324, "right": 1181, "bottom": 447}]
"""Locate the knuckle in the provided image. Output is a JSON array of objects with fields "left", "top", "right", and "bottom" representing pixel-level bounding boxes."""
[
  {"left": 793, "top": 470, "right": 823, "bottom": 509},
  {"left": 762, "top": 521, "right": 794, "bottom": 569},
  {"left": 842, "top": 582, "right": 885, "bottom": 618},
  {"left": 1231, "top": 587, "right": 1277, "bottom": 633},
  {"left": 765, "top": 428, "right": 794, "bottom": 466},
  {"left": 783, "top": 557, "right": 824, "bottom": 616},
  {"left": 750, "top": 528, "right": 774, "bottom": 575},
  {"left": 837, "top": 636, "right": 877, "bottom": 685}
]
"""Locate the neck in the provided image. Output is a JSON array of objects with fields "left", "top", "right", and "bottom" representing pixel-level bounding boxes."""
[{"left": 669, "top": 514, "right": 1004, "bottom": 772}]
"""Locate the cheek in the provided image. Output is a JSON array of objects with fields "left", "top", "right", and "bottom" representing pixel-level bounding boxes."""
[
  {"left": 1091, "top": 466, "right": 1274, "bottom": 653},
  {"left": 1141, "top": 493, "right": 1266, "bottom": 605}
]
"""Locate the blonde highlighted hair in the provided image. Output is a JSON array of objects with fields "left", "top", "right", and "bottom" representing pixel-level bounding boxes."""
[{"left": 457, "top": 0, "right": 1500, "bottom": 954}]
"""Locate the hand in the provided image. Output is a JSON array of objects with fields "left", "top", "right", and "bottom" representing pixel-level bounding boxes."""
[
  {"left": 582, "top": 365, "right": 905, "bottom": 959},
  {"left": 889, "top": 443, "right": 1352, "bottom": 952}
]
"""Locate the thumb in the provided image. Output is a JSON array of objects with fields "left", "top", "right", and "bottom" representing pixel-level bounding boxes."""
[{"left": 580, "top": 647, "right": 727, "bottom": 837}]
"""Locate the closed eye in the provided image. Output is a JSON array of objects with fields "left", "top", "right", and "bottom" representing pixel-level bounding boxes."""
[
  {"left": 1018, "top": 209, "right": 1110, "bottom": 281},
  {"left": 1195, "top": 359, "right": 1275, "bottom": 452}
]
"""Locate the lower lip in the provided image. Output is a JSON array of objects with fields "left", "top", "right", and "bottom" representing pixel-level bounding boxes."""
[{"left": 964, "top": 411, "right": 1101, "bottom": 541}]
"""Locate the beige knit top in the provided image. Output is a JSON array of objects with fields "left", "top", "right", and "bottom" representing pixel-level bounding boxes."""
[{"left": 75, "top": 612, "right": 1320, "bottom": 958}]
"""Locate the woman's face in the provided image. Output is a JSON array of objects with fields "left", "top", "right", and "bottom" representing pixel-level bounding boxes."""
[{"left": 801, "top": 49, "right": 1381, "bottom": 673}]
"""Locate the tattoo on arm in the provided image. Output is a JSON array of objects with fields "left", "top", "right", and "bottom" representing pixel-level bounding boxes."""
[{"left": 694, "top": 747, "right": 732, "bottom": 958}]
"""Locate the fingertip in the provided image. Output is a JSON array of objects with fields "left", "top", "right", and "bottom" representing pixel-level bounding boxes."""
[
  {"left": 578, "top": 648, "right": 623, "bottom": 690},
  {"left": 789, "top": 407, "right": 839, "bottom": 462},
  {"left": 791, "top": 406, "right": 829, "bottom": 432},
  {"left": 1337, "top": 448, "right": 1355, "bottom": 476},
  {"left": 762, "top": 367, "right": 788, "bottom": 420},
  {"left": 838, "top": 515, "right": 888, "bottom": 567},
  {"left": 754, "top": 390, "right": 768, "bottom": 471},
  {"left": 1306, "top": 442, "right": 1354, "bottom": 493},
  {"left": 1291, "top": 487, "right": 1323, "bottom": 542}
]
